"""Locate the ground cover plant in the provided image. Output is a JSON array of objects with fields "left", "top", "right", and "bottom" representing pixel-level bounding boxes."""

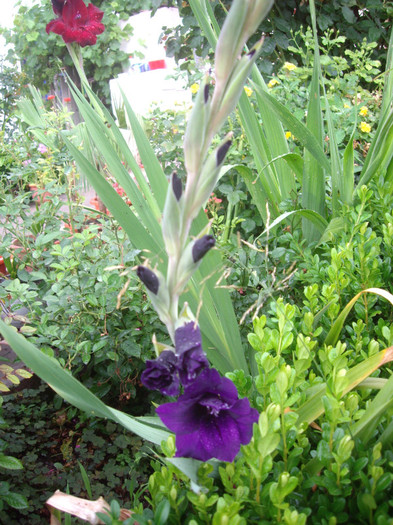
[{"left": 1, "top": 0, "right": 393, "bottom": 523}]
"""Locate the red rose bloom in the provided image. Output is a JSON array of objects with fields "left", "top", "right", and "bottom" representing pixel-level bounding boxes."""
[{"left": 46, "top": 0, "right": 105, "bottom": 47}]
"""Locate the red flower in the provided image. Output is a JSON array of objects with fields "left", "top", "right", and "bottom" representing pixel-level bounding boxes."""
[
  {"left": 64, "top": 97, "right": 71, "bottom": 102},
  {"left": 46, "top": 0, "right": 105, "bottom": 47},
  {"left": 47, "top": 94, "right": 56, "bottom": 100}
]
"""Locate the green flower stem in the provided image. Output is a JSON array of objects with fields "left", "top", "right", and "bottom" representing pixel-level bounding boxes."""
[
  {"left": 144, "top": 0, "right": 274, "bottom": 339},
  {"left": 66, "top": 43, "right": 88, "bottom": 88},
  {"left": 66, "top": 42, "right": 106, "bottom": 123}
]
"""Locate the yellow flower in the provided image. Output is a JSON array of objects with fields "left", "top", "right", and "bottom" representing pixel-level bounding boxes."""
[
  {"left": 268, "top": 78, "right": 280, "bottom": 88},
  {"left": 244, "top": 86, "right": 253, "bottom": 97},
  {"left": 359, "top": 106, "right": 368, "bottom": 116},
  {"left": 190, "top": 83, "right": 199, "bottom": 95},
  {"left": 283, "top": 62, "right": 297, "bottom": 72},
  {"left": 344, "top": 103, "right": 350, "bottom": 109},
  {"left": 285, "top": 131, "right": 294, "bottom": 140},
  {"left": 360, "top": 121, "right": 371, "bottom": 133}
]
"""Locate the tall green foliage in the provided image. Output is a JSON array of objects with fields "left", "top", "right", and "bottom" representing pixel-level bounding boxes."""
[
  {"left": 166, "top": 0, "right": 392, "bottom": 81},
  {"left": 188, "top": 0, "right": 393, "bottom": 245}
]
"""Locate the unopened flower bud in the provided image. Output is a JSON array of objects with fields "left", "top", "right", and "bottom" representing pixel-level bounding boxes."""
[
  {"left": 172, "top": 172, "right": 182, "bottom": 201},
  {"left": 137, "top": 266, "right": 159, "bottom": 294},
  {"left": 175, "top": 234, "right": 215, "bottom": 293},
  {"left": 216, "top": 140, "right": 232, "bottom": 166},
  {"left": 204, "top": 84, "right": 210, "bottom": 104},
  {"left": 192, "top": 235, "right": 215, "bottom": 263},
  {"left": 136, "top": 266, "right": 171, "bottom": 328}
]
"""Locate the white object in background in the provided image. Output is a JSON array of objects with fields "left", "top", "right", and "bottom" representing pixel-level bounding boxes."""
[
  {"left": 110, "top": 8, "right": 191, "bottom": 119},
  {"left": 119, "top": 7, "right": 180, "bottom": 70}
]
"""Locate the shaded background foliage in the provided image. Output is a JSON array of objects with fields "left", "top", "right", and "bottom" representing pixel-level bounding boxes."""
[{"left": 164, "top": 0, "right": 392, "bottom": 77}]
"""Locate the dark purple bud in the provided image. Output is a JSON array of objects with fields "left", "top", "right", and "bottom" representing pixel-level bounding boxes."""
[
  {"left": 141, "top": 351, "right": 179, "bottom": 396},
  {"left": 247, "top": 48, "right": 256, "bottom": 59},
  {"left": 204, "top": 84, "right": 210, "bottom": 104},
  {"left": 51, "top": 0, "right": 65, "bottom": 15},
  {"left": 172, "top": 172, "right": 182, "bottom": 201},
  {"left": 175, "top": 321, "right": 209, "bottom": 386},
  {"left": 137, "top": 266, "right": 159, "bottom": 295},
  {"left": 192, "top": 235, "right": 215, "bottom": 263},
  {"left": 216, "top": 140, "right": 232, "bottom": 166}
]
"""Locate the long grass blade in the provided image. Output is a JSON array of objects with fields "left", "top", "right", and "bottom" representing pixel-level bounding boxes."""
[
  {"left": 302, "top": 56, "right": 325, "bottom": 242},
  {"left": 325, "top": 288, "right": 393, "bottom": 347},
  {"left": 296, "top": 346, "right": 393, "bottom": 427},
  {"left": 252, "top": 86, "right": 330, "bottom": 173},
  {"left": 351, "top": 373, "right": 393, "bottom": 443}
]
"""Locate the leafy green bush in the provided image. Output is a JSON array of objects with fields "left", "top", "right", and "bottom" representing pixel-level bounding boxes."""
[
  {"left": 130, "top": 287, "right": 393, "bottom": 524},
  {"left": 0, "top": 184, "right": 166, "bottom": 401},
  {"left": 166, "top": 0, "right": 392, "bottom": 82}
]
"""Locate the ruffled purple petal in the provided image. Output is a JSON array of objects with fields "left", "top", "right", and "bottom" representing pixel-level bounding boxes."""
[
  {"left": 156, "top": 367, "right": 258, "bottom": 462},
  {"left": 228, "top": 398, "right": 259, "bottom": 444},
  {"left": 175, "top": 322, "right": 209, "bottom": 386},
  {"left": 182, "top": 368, "right": 238, "bottom": 403},
  {"left": 156, "top": 398, "right": 202, "bottom": 434},
  {"left": 141, "top": 351, "right": 179, "bottom": 396},
  {"left": 177, "top": 348, "right": 209, "bottom": 386}
]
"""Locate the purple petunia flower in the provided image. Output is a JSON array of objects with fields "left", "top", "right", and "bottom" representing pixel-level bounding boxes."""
[
  {"left": 156, "top": 368, "right": 259, "bottom": 462},
  {"left": 175, "top": 321, "right": 209, "bottom": 386},
  {"left": 141, "top": 350, "right": 179, "bottom": 396}
]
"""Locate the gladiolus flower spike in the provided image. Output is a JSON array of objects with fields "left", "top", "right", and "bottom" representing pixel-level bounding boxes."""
[
  {"left": 46, "top": 0, "right": 105, "bottom": 47},
  {"left": 135, "top": 0, "right": 274, "bottom": 462}
]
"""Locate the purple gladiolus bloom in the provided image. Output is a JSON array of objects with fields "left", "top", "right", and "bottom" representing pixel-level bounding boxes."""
[
  {"left": 156, "top": 368, "right": 259, "bottom": 462},
  {"left": 141, "top": 350, "right": 179, "bottom": 396},
  {"left": 175, "top": 321, "right": 209, "bottom": 386}
]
